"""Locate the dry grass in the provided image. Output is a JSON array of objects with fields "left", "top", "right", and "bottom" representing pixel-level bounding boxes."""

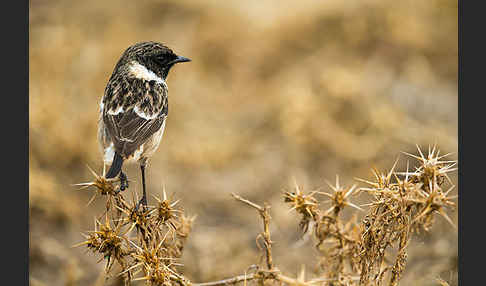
[
  {"left": 30, "top": 0, "right": 457, "bottom": 285},
  {"left": 73, "top": 145, "right": 456, "bottom": 286}
]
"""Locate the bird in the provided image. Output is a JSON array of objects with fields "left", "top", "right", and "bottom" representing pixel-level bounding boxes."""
[{"left": 98, "top": 41, "right": 190, "bottom": 209}]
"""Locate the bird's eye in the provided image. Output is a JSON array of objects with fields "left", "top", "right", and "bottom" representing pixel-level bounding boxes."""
[{"left": 153, "top": 54, "right": 166, "bottom": 65}]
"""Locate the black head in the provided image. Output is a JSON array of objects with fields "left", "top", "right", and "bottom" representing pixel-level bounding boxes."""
[{"left": 119, "top": 41, "right": 190, "bottom": 80}]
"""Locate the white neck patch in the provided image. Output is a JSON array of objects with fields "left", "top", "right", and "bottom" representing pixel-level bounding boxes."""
[{"left": 128, "top": 61, "right": 165, "bottom": 84}]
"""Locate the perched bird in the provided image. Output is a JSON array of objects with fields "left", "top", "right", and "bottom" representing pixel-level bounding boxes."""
[{"left": 98, "top": 41, "right": 190, "bottom": 208}]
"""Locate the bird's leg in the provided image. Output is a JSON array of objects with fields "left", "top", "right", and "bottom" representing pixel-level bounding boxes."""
[
  {"left": 135, "top": 163, "right": 148, "bottom": 211},
  {"left": 119, "top": 171, "right": 129, "bottom": 191}
]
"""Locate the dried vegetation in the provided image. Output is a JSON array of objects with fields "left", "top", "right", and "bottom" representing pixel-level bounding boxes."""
[{"left": 75, "top": 145, "right": 456, "bottom": 286}]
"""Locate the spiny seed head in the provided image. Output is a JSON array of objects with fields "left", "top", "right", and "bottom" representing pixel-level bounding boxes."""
[
  {"left": 283, "top": 189, "right": 318, "bottom": 219},
  {"left": 332, "top": 191, "right": 346, "bottom": 208},
  {"left": 133, "top": 262, "right": 171, "bottom": 285},
  {"left": 73, "top": 165, "right": 120, "bottom": 206},
  {"left": 319, "top": 175, "right": 361, "bottom": 216},
  {"left": 132, "top": 242, "right": 178, "bottom": 286},
  {"left": 401, "top": 145, "right": 457, "bottom": 190},
  {"left": 132, "top": 209, "right": 150, "bottom": 223},
  {"left": 145, "top": 269, "right": 169, "bottom": 286},
  {"left": 95, "top": 228, "right": 122, "bottom": 253},
  {"left": 75, "top": 216, "right": 128, "bottom": 272},
  {"left": 112, "top": 199, "right": 152, "bottom": 236},
  {"left": 133, "top": 243, "right": 165, "bottom": 268},
  {"left": 155, "top": 199, "right": 177, "bottom": 223},
  {"left": 151, "top": 190, "right": 182, "bottom": 225},
  {"left": 94, "top": 177, "right": 117, "bottom": 195},
  {"left": 428, "top": 191, "right": 451, "bottom": 210},
  {"left": 357, "top": 161, "right": 398, "bottom": 192}
]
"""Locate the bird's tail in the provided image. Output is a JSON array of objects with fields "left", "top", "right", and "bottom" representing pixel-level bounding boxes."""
[{"left": 105, "top": 152, "right": 124, "bottom": 179}]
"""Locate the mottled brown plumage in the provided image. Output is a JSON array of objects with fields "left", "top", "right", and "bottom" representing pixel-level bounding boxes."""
[{"left": 98, "top": 41, "right": 190, "bottom": 207}]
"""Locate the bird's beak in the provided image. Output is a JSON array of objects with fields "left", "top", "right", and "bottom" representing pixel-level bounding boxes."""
[{"left": 171, "top": 56, "right": 191, "bottom": 65}]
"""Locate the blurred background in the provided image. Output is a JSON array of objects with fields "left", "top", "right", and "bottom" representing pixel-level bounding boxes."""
[{"left": 29, "top": 0, "right": 458, "bottom": 285}]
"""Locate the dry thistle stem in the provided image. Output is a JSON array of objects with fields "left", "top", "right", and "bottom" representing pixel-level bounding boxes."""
[{"left": 231, "top": 193, "right": 275, "bottom": 271}]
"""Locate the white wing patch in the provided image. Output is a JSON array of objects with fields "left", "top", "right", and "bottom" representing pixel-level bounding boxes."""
[
  {"left": 107, "top": 106, "right": 124, "bottom": 115},
  {"left": 134, "top": 105, "right": 158, "bottom": 120},
  {"left": 129, "top": 61, "right": 165, "bottom": 84}
]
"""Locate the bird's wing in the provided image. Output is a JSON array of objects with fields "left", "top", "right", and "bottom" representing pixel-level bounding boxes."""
[
  {"left": 103, "top": 109, "right": 166, "bottom": 158},
  {"left": 102, "top": 77, "right": 168, "bottom": 158}
]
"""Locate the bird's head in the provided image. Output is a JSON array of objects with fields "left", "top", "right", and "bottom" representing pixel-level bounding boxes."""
[{"left": 119, "top": 41, "right": 191, "bottom": 80}]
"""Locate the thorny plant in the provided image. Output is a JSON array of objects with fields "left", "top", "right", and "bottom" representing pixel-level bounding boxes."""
[
  {"left": 74, "top": 165, "right": 195, "bottom": 286},
  {"left": 75, "top": 145, "right": 456, "bottom": 286}
]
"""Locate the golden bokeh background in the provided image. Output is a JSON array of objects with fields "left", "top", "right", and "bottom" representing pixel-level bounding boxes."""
[{"left": 29, "top": 0, "right": 458, "bottom": 285}]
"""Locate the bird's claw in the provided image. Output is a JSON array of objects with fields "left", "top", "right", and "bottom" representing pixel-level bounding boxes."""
[{"left": 116, "top": 172, "right": 129, "bottom": 193}]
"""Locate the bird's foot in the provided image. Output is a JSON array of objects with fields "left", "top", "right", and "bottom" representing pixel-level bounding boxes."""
[{"left": 115, "top": 172, "right": 129, "bottom": 194}]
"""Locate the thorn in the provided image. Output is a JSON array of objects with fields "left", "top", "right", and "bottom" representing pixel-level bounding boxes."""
[
  {"left": 86, "top": 164, "right": 100, "bottom": 179},
  {"left": 344, "top": 184, "right": 358, "bottom": 198}
]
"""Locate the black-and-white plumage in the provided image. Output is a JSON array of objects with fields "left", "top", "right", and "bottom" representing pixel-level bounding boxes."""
[{"left": 98, "top": 41, "right": 190, "bottom": 208}]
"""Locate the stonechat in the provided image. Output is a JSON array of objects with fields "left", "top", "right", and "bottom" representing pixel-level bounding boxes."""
[{"left": 98, "top": 41, "right": 190, "bottom": 208}]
